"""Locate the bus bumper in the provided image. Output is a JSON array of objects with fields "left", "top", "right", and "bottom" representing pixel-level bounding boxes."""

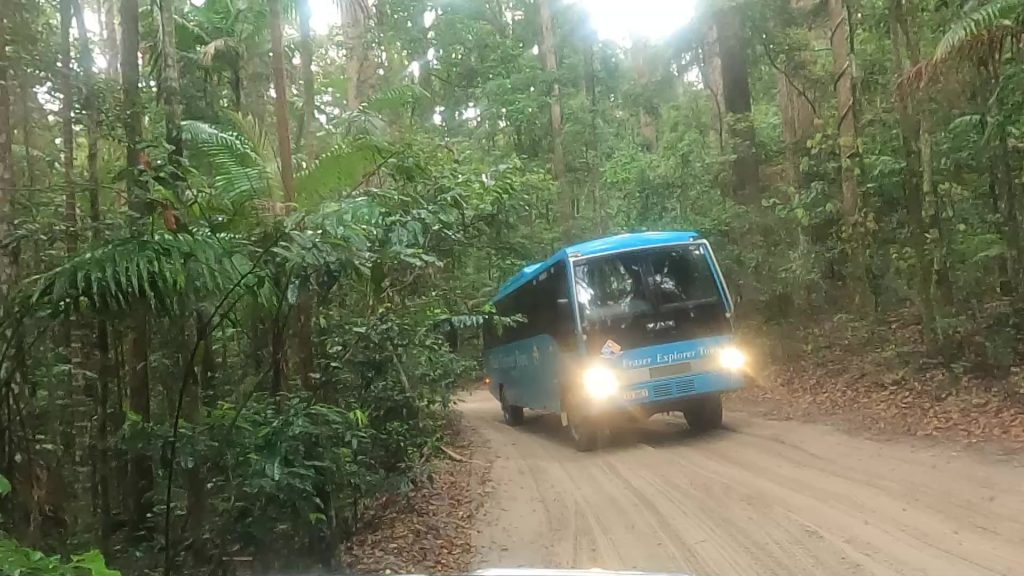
[{"left": 579, "top": 370, "right": 748, "bottom": 418}]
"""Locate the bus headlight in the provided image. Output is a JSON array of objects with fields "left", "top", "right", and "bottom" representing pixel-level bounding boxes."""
[
  {"left": 582, "top": 366, "right": 620, "bottom": 400},
  {"left": 718, "top": 346, "right": 748, "bottom": 371}
]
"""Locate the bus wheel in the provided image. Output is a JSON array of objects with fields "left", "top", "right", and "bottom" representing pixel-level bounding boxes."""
[
  {"left": 568, "top": 409, "right": 599, "bottom": 452},
  {"left": 683, "top": 394, "right": 723, "bottom": 432},
  {"left": 501, "top": 391, "right": 525, "bottom": 427}
]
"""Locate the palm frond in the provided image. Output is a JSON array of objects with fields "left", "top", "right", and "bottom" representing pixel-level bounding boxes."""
[
  {"left": 935, "top": 0, "right": 1022, "bottom": 62},
  {"left": 340, "top": 0, "right": 370, "bottom": 26},
  {"left": 902, "top": 0, "right": 1024, "bottom": 90},
  {"left": 200, "top": 37, "right": 244, "bottom": 66}
]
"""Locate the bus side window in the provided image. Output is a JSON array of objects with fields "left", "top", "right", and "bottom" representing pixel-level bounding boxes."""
[{"left": 529, "top": 262, "right": 574, "bottom": 350}]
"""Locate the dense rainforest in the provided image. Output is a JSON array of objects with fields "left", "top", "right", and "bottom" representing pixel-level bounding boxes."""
[{"left": 2, "top": 0, "right": 1024, "bottom": 573}]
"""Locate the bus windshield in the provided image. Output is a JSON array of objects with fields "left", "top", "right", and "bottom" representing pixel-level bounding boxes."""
[{"left": 573, "top": 244, "right": 731, "bottom": 354}]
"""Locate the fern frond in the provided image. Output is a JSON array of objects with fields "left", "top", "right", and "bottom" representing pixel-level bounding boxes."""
[
  {"left": 362, "top": 84, "right": 431, "bottom": 115},
  {"left": 27, "top": 234, "right": 257, "bottom": 317},
  {"left": 336, "top": 109, "right": 389, "bottom": 139},
  {"left": 295, "top": 138, "right": 382, "bottom": 205},
  {"left": 231, "top": 112, "right": 277, "bottom": 167},
  {"left": 183, "top": 119, "right": 263, "bottom": 167},
  {"left": 183, "top": 117, "right": 276, "bottom": 201}
]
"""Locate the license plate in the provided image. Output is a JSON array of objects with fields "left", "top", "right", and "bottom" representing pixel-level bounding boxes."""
[{"left": 623, "top": 388, "right": 649, "bottom": 401}]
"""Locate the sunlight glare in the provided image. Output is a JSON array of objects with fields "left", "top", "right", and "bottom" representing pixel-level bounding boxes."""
[
  {"left": 308, "top": 0, "right": 341, "bottom": 34},
  {"left": 571, "top": 0, "right": 697, "bottom": 43}
]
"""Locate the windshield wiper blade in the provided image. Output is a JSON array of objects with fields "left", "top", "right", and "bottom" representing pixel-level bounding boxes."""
[{"left": 658, "top": 296, "right": 720, "bottom": 312}]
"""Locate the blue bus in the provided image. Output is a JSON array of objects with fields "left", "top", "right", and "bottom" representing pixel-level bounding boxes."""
[{"left": 482, "top": 231, "right": 748, "bottom": 451}]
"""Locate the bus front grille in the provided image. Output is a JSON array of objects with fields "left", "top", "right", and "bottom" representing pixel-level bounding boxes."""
[{"left": 650, "top": 377, "right": 696, "bottom": 399}]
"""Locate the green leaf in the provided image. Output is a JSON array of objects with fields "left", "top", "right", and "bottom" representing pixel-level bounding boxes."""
[
  {"left": 0, "top": 473, "right": 11, "bottom": 496},
  {"left": 69, "top": 550, "right": 121, "bottom": 576}
]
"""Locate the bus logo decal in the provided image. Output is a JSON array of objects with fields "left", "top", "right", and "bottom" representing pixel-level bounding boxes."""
[{"left": 601, "top": 340, "right": 623, "bottom": 358}]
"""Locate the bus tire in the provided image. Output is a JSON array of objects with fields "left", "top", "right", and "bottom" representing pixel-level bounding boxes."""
[
  {"left": 683, "top": 394, "right": 723, "bottom": 432},
  {"left": 568, "top": 409, "right": 599, "bottom": 452},
  {"left": 501, "top": 390, "right": 525, "bottom": 427}
]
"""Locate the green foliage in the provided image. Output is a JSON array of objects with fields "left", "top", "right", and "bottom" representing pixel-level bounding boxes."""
[
  {"left": 0, "top": 544, "right": 121, "bottom": 576},
  {"left": 0, "top": 476, "right": 119, "bottom": 576}
]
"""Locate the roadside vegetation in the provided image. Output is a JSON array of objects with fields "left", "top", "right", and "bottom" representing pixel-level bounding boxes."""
[{"left": 2, "top": 0, "right": 1024, "bottom": 573}]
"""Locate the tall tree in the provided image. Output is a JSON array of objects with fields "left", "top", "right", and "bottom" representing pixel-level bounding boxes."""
[
  {"left": 58, "top": 0, "right": 81, "bottom": 536},
  {"left": 772, "top": 0, "right": 818, "bottom": 187},
  {"left": 104, "top": 0, "right": 120, "bottom": 78},
  {"left": 120, "top": 0, "right": 154, "bottom": 530},
  {"left": 70, "top": 0, "right": 113, "bottom": 544},
  {"left": 703, "top": 24, "right": 727, "bottom": 152},
  {"left": 343, "top": 0, "right": 369, "bottom": 110},
  {"left": 582, "top": 31, "right": 603, "bottom": 231},
  {"left": 296, "top": 0, "right": 316, "bottom": 392},
  {"left": 0, "top": 0, "right": 14, "bottom": 297},
  {"left": 716, "top": 5, "right": 760, "bottom": 205},
  {"left": 828, "top": 0, "right": 870, "bottom": 309},
  {"left": 297, "top": 0, "right": 316, "bottom": 155},
  {"left": 538, "top": 0, "right": 570, "bottom": 240},
  {"left": 60, "top": 0, "right": 77, "bottom": 254},
  {"left": 631, "top": 39, "right": 658, "bottom": 152},
  {"left": 160, "top": 0, "right": 183, "bottom": 168},
  {"left": 889, "top": 0, "right": 936, "bottom": 341},
  {"left": 269, "top": 0, "right": 296, "bottom": 206},
  {"left": 268, "top": 0, "right": 296, "bottom": 394}
]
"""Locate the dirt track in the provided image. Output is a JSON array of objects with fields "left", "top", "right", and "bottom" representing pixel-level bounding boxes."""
[{"left": 461, "top": 389, "right": 1024, "bottom": 576}]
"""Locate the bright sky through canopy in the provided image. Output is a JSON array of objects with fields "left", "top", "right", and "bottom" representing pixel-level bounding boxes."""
[
  {"left": 305, "top": 0, "right": 697, "bottom": 41},
  {"left": 571, "top": 0, "right": 697, "bottom": 43}
]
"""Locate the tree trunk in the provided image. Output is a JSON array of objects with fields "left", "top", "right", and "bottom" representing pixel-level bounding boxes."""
[
  {"left": 716, "top": 6, "right": 760, "bottom": 206},
  {"left": 271, "top": 317, "right": 287, "bottom": 395},
  {"left": 121, "top": 0, "right": 154, "bottom": 532},
  {"left": 631, "top": 39, "right": 658, "bottom": 152},
  {"left": 297, "top": 0, "right": 316, "bottom": 156},
  {"left": 184, "top": 310, "right": 207, "bottom": 560},
  {"left": 0, "top": 0, "right": 14, "bottom": 296},
  {"left": 889, "top": 0, "right": 935, "bottom": 341},
  {"left": 71, "top": 0, "right": 101, "bottom": 228},
  {"left": 828, "top": 0, "right": 871, "bottom": 310},
  {"left": 776, "top": 68, "right": 815, "bottom": 187},
  {"left": 343, "top": 1, "right": 367, "bottom": 110},
  {"left": 58, "top": 2, "right": 84, "bottom": 536},
  {"left": 703, "top": 26, "right": 726, "bottom": 153},
  {"left": 583, "top": 37, "right": 603, "bottom": 233},
  {"left": 104, "top": 0, "right": 120, "bottom": 79},
  {"left": 269, "top": 0, "right": 296, "bottom": 206},
  {"left": 538, "top": 0, "right": 570, "bottom": 240},
  {"left": 920, "top": 121, "right": 952, "bottom": 310},
  {"left": 60, "top": 0, "right": 78, "bottom": 255},
  {"left": 159, "top": 0, "right": 183, "bottom": 171},
  {"left": 295, "top": 0, "right": 317, "bottom": 392},
  {"left": 996, "top": 132, "right": 1021, "bottom": 293},
  {"left": 773, "top": 0, "right": 817, "bottom": 189},
  {"left": 71, "top": 0, "right": 112, "bottom": 548}
]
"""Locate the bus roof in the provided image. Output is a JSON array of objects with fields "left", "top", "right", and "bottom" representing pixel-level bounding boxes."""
[{"left": 493, "top": 231, "right": 700, "bottom": 302}]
